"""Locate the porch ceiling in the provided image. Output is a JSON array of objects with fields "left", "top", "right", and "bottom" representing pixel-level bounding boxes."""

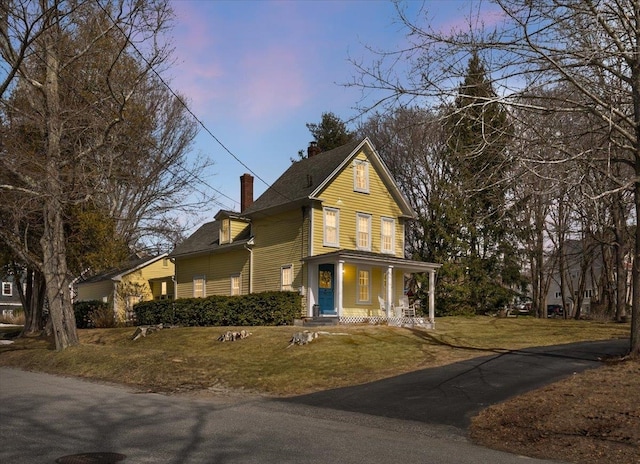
[{"left": 303, "top": 250, "right": 441, "bottom": 273}]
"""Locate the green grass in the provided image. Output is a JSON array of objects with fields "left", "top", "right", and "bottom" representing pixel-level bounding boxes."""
[{"left": 0, "top": 317, "right": 630, "bottom": 396}]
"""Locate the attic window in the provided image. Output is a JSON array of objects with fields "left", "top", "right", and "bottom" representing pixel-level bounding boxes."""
[{"left": 353, "top": 159, "right": 369, "bottom": 193}]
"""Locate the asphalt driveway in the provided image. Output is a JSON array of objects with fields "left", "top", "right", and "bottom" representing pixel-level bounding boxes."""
[{"left": 283, "top": 338, "right": 629, "bottom": 430}]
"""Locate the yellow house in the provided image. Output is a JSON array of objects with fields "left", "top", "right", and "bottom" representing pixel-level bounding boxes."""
[
  {"left": 170, "top": 138, "right": 441, "bottom": 326},
  {"left": 75, "top": 253, "right": 174, "bottom": 321}
]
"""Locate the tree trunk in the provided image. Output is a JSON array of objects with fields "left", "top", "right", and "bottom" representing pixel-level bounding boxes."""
[
  {"left": 614, "top": 203, "right": 627, "bottom": 322},
  {"left": 41, "top": 17, "right": 78, "bottom": 351},
  {"left": 41, "top": 200, "right": 78, "bottom": 350},
  {"left": 19, "top": 268, "right": 46, "bottom": 336},
  {"left": 632, "top": 176, "right": 640, "bottom": 356}
]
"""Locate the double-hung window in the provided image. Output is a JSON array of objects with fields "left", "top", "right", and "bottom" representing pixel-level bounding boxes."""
[
  {"left": 357, "top": 268, "right": 371, "bottom": 303},
  {"left": 281, "top": 265, "right": 293, "bottom": 291},
  {"left": 381, "top": 217, "right": 395, "bottom": 254},
  {"left": 356, "top": 213, "right": 371, "bottom": 251},
  {"left": 353, "top": 159, "right": 369, "bottom": 193},
  {"left": 2, "top": 282, "right": 11, "bottom": 296},
  {"left": 230, "top": 274, "right": 241, "bottom": 296},
  {"left": 193, "top": 276, "right": 206, "bottom": 298},
  {"left": 324, "top": 207, "right": 339, "bottom": 247}
]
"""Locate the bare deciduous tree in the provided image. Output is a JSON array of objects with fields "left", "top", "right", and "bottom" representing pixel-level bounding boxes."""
[
  {"left": 351, "top": 0, "right": 640, "bottom": 356},
  {"left": 0, "top": 0, "right": 211, "bottom": 350}
]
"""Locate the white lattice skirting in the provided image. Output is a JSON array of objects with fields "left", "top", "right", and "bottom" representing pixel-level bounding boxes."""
[{"left": 339, "top": 316, "right": 435, "bottom": 329}]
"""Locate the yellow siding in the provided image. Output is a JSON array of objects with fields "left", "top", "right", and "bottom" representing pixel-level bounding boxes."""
[
  {"left": 230, "top": 219, "right": 250, "bottom": 241},
  {"left": 175, "top": 249, "right": 250, "bottom": 298},
  {"left": 311, "top": 151, "right": 405, "bottom": 257},
  {"left": 138, "top": 257, "right": 175, "bottom": 281},
  {"left": 251, "top": 209, "right": 305, "bottom": 293},
  {"left": 76, "top": 281, "right": 113, "bottom": 302}
]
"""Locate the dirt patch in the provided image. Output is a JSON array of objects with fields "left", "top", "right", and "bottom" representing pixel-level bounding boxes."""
[{"left": 470, "top": 359, "right": 640, "bottom": 464}]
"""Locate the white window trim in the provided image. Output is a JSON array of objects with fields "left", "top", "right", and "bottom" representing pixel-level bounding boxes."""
[
  {"left": 381, "top": 217, "right": 395, "bottom": 254},
  {"left": 230, "top": 274, "right": 241, "bottom": 296},
  {"left": 281, "top": 264, "right": 294, "bottom": 291},
  {"left": 2, "top": 282, "right": 12, "bottom": 297},
  {"left": 356, "top": 212, "right": 372, "bottom": 251},
  {"left": 353, "top": 159, "right": 370, "bottom": 193},
  {"left": 323, "top": 207, "right": 340, "bottom": 247},
  {"left": 356, "top": 267, "right": 372, "bottom": 304},
  {"left": 193, "top": 275, "right": 206, "bottom": 298}
]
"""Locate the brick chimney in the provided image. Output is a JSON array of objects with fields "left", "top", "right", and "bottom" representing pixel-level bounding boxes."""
[
  {"left": 307, "top": 141, "right": 321, "bottom": 158},
  {"left": 240, "top": 173, "right": 254, "bottom": 212}
]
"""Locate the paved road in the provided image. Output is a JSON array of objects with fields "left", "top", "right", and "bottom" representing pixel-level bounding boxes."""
[{"left": 0, "top": 339, "right": 627, "bottom": 464}]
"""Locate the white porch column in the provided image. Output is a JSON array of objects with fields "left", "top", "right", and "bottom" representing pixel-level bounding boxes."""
[
  {"left": 429, "top": 269, "right": 436, "bottom": 323},
  {"left": 337, "top": 260, "right": 344, "bottom": 316},
  {"left": 386, "top": 265, "right": 394, "bottom": 316}
]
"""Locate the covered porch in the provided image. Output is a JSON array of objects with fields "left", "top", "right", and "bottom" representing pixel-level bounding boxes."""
[{"left": 303, "top": 251, "right": 441, "bottom": 328}]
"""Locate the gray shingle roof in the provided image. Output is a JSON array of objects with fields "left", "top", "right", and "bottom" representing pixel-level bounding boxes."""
[
  {"left": 242, "top": 138, "right": 363, "bottom": 215},
  {"left": 169, "top": 221, "right": 220, "bottom": 258},
  {"left": 169, "top": 220, "right": 251, "bottom": 258},
  {"left": 79, "top": 254, "right": 166, "bottom": 284}
]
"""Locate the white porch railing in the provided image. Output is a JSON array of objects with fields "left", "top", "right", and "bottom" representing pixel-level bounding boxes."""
[{"left": 338, "top": 315, "right": 435, "bottom": 329}]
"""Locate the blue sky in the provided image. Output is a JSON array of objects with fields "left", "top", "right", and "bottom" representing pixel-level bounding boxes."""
[{"left": 168, "top": 0, "right": 489, "bottom": 226}]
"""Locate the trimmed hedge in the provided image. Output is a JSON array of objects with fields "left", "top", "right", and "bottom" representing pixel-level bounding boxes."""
[{"left": 133, "top": 291, "right": 302, "bottom": 327}]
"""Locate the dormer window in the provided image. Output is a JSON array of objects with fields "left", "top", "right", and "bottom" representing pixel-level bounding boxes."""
[
  {"left": 353, "top": 159, "right": 369, "bottom": 193},
  {"left": 220, "top": 218, "right": 231, "bottom": 244}
]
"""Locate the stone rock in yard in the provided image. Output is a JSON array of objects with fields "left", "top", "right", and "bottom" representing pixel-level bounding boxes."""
[
  {"left": 217, "top": 330, "right": 252, "bottom": 342},
  {"left": 131, "top": 324, "right": 164, "bottom": 340},
  {"left": 288, "top": 330, "right": 318, "bottom": 347}
]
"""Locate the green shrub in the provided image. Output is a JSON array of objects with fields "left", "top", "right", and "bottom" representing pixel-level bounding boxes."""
[
  {"left": 73, "top": 300, "right": 110, "bottom": 329},
  {"left": 133, "top": 291, "right": 301, "bottom": 327}
]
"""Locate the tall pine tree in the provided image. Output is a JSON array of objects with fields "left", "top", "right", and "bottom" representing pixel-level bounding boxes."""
[{"left": 444, "top": 52, "right": 516, "bottom": 313}]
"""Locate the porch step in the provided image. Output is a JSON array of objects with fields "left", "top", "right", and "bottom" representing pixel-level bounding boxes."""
[{"left": 294, "top": 317, "right": 339, "bottom": 327}]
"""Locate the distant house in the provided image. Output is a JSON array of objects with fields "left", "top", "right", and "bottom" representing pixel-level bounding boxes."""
[
  {"left": 170, "top": 138, "right": 441, "bottom": 326},
  {"left": 546, "top": 240, "right": 604, "bottom": 316},
  {"left": 75, "top": 253, "right": 174, "bottom": 321},
  {"left": 0, "top": 277, "right": 23, "bottom": 318}
]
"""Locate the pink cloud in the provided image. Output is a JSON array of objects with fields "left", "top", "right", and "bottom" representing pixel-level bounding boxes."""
[
  {"left": 235, "top": 46, "right": 308, "bottom": 121},
  {"left": 169, "top": 2, "right": 225, "bottom": 113},
  {"left": 168, "top": 1, "right": 314, "bottom": 126}
]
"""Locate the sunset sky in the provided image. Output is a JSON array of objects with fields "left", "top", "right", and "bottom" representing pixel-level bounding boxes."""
[{"left": 167, "top": 0, "right": 496, "bottom": 224}]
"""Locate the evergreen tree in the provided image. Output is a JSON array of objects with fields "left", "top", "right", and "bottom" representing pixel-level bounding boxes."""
[
  {"left": 445, "top": 52, "right": 516, "bottom": 313},
  {"left": 295, "top": 112, "right": 354, "bottom": 160}
]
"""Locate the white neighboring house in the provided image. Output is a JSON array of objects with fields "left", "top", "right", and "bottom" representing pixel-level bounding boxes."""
[{"left": 546, "top": 240, "right": 604, "bottom": 317}]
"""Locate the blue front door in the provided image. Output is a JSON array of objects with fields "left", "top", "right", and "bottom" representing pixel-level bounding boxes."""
[{"left": 318, "top": 264, "right": 335, "bottom": 315}]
